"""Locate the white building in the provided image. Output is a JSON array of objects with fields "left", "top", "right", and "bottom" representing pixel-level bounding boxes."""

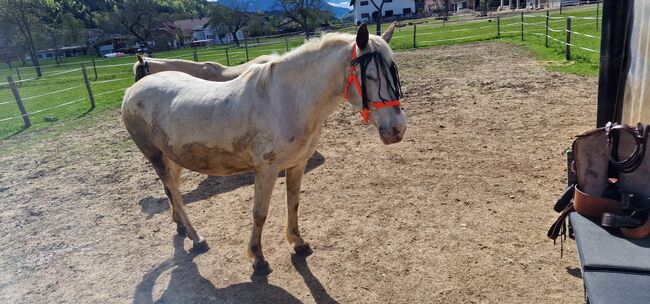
[
  {"left": 350, "top": 0, "right": 416, "bottom": 25},
  {"left": 194, "top": 26, "right": 245, "bottom": 45}
]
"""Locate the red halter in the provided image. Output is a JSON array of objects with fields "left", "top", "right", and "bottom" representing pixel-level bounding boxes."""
[{"left": 344, "top": 43, "right": 401, "bottom": 124}]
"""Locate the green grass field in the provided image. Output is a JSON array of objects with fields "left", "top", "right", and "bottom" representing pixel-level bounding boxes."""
[{"left": 0, "top": 5, "right": 602, "bottom": 140}]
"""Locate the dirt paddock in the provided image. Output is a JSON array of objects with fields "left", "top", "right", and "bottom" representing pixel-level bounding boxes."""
[{"left": 0, "top": 42, "right": 597, "bottom": 303}]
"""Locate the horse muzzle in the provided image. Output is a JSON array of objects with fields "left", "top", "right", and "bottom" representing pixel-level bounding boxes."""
[{"left": 379, "top": 126, "right": 405, "bottom": 144}]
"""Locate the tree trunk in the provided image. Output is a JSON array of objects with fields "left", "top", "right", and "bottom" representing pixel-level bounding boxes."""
[
  {"left": 375, "top": 16, "right": 382, "bottom": 35},
  {"left": 231, "top": 30, "right": 240, "bottom": 46},
  {"left": 24, "top": 27, "right": 42, "bottom": 77},
  {"left": 374, "top": 3, "right": 384, "bottom": 35},
  {"left": 54, "top": 49, "right": 60, "bottom": 66},
  {"left": 126, "top": 25, "right": 152, "bottom": 52},
  {"left": 303, "top": 16, "right": 309, "bottom": 38}
]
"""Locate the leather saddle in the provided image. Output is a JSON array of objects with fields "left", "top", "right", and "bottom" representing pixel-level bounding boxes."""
[{"left": 549, "top": 122, "right": 650, "bottom": 243}]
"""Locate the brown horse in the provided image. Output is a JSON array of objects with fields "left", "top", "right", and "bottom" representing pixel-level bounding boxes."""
[{"left": 122, "top": 24, "right": 405, "bottom": 275}]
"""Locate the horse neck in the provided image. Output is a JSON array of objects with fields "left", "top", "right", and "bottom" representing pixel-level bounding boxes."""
[{"left": 273, "top": 40, "right": 353, "bottom": 126}]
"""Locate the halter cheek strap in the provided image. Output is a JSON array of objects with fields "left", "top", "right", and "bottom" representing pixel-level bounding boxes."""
[{"left": 344, "top": 43, "right": 401, "bottom": 124}]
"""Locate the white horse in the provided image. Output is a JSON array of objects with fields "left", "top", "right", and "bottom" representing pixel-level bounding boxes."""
[
  {"left": 133, "top": 54, "right": 278, "bottom": 82},
  {"left": 121, "top": 24, "right": 406, "bottom": 275}
]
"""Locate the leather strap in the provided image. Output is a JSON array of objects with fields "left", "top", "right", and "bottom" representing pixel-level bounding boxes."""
[
  {"left": 573, "top": 186, "right": 623, "bottom": 218},
  {"left": 344, "top": 43, "right": 401, "bottom": 124},
  {"left": 622, "top": 217, "right": 650, "bottom": 239},
  {"left": 547, "top": 203, "right": 575, "bottom": 258}
]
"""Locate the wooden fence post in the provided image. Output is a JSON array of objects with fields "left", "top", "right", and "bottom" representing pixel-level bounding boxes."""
[
  {"left": 545, "top": 11, "right": 549, "bottom": 47},
  {"left": 565, "top": 17, "right": 572, "bottom": 61},
  {"left": 520, "top": 12, "right": 524, "bottom": 41},
  {"left": 81, "top": 63, "right": 96, "bottom": 110},
  {"left": 560, "top": 3, "right": 562, "bottom": 14},
  {"left": 413, "top": 24, "right": 417, "bottom": 48},
  {"left": 244, "top": 39, "right": 249, "bottom": 62},
  {"left": 225, "top": 48, "right": 230, "bottom": 66},
  {"left": 7, "top": 76, "right": 30, "bottom": 128},
  {"left": 193, "top": 48, "right": 198, "bottom": 62},
  {"left": 91, "top": 58, "right": 98, "bottom": 81},
  {"left": 497, "top": 16, "right": 501, "bottom": 38},
  {"left": 285, "top": 35, "right": 289, "bottom": 52}
]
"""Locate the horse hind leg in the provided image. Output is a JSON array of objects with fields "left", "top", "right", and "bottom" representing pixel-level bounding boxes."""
[{"left": 149, "top": 152, "right": 208, "bottom": 252}]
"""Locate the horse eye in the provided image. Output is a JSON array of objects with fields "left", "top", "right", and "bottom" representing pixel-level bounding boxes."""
[{"left": 366, "top": 75, "right": 377, "bottom": 81}]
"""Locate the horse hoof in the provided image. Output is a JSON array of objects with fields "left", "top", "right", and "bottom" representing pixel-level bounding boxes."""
[
  {"left": 252, "top": 260, "right": 272, "bottom": 276},
  {"left": 176, "top": 223, "right": 187, "bottom": 236},
  {"left": 294, "top": 243, "right": 313, "bottom": 256},
  {"left": 191, "top": 239, "right": 209, "bottom": 253}
]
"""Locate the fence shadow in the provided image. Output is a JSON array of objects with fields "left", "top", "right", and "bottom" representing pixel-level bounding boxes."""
[
  {"left": 138, "top": 151, "right": 326, "bottom": 217},
  {"left": 1, "top": 127, "right": 27, "bottom": 141},
  {"left": 133, "top": 235, "right": 302, "bottom": 304}
]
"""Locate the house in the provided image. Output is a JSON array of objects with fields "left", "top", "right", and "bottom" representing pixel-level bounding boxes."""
[
  {"left": 194, "top": 24, "right": 246, "bottom": 45},
  {"left": 497, "top": 0, "right": 552, "bottom": 10},
  {"left": 173, "top": 17, "right": 212, "bottom": 46},
  {"left": 450, "top": 0, "right": 479, "bottom": 12},
  {"left": 173, "top": 17, "right": 245, "bottom": 46},
  {"left": 94, "top": 35, "right": 131, "bottom": 56},
  {"left": 349, "top": 0, "right": 416, "bottom": 25},
  {"left": 152, "top": 23, "right": 180, "bottom": 50}
]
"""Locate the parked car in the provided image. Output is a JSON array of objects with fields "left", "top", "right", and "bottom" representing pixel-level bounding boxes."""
[{"left": 103, "top": 52, "right": 126, "bottom": 58}]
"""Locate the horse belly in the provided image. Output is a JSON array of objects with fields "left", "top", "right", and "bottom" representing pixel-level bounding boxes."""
[{"left": 167, "top": 142, "right": 254, "bottom": 176}]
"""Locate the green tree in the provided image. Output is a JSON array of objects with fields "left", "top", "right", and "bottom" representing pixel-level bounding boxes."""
[
  {"left": 0, "top": 20, "right": 21, "bottom": 68},
  {"left": 109, "top": 0, "right": 159, "bottom": 50},
  {"left": 61, "top": 13, "right": 86, "bottom": 45},
  {"left": 245, "top": 13, "right": 275, "bottom": 38},
  {"left": 0, "top": 0, "right": 47, "bottom": 77},
  {"left": 208, "top": 0, "right": 252, "bottom": 46},
  {"left": 279, "top": 0, "right": 324, "bottom": 38}
]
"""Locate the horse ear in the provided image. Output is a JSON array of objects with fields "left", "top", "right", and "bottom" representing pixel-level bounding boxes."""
[
  {"left": 137, "top": 54, "right": 144, "bottom": 64},
  {"left": 356, "top": 23, "right": 369, "bottom": 50},
  {"left": 381, "top": 22, "right": 396, "bottom": 43}
]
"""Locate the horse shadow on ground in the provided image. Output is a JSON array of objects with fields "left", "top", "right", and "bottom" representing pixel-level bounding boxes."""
[
  {"left": 133, "top": 235, "right": 339, "bottom": 304},
  {"left": 139, "top": 151, "right": 326, "bottom": 217}
]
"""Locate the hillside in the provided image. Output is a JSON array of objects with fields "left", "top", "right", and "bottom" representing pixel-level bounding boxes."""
[{"left": 244, "top": 0, "right": 351, "bottom": 18}]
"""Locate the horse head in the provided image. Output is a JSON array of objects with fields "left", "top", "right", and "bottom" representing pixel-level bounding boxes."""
[
  {"left": 133, "top": 54, "right": 151, "bottom": 82},
  {"left": 348, "top": 23, "right": 407, "bottom": 145}
]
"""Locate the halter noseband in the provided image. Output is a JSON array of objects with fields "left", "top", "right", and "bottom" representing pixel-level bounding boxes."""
[{"left": 345, "top": 42, "right": 402, "bottom": 123}]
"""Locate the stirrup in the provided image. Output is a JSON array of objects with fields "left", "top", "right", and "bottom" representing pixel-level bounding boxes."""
[{"left": 601, "top": 212, "right": 643, "bottom": 228}]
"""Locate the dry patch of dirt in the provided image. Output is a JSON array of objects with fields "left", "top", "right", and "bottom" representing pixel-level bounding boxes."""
[{"left": 0, "top": 42, "right": 596, "bottom": 303}]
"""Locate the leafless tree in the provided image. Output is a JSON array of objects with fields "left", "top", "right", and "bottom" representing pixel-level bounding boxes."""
[
  {"left": 279, "top": 0, "right": 323, "bottom": 38},
  {"left": 208, "top": 0, "right": 253, "bottom": 46}
]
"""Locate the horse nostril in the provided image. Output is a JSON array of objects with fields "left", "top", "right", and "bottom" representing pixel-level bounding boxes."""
[{"left": 392, "top": 127, "right": 401, "bottom": 136}]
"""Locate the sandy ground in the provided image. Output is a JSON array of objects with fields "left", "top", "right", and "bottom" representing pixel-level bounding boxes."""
[{"left": 0, "top": 42, "right": 598, "bottom": 303}]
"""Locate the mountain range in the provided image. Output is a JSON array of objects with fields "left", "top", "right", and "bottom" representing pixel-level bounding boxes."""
[{"left": 242, "top": 0, "right": 352, "bottom": 18}]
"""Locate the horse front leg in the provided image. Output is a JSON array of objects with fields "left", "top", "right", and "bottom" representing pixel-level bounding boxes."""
[
  {"left": 247, "top": 167, "right": 279, "bottom": 275},
  {"left": 285, "top": 159, "right": 312, "bottom": 256}
]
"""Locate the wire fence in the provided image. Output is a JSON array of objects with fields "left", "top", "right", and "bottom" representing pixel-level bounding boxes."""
[{"left": 0, "top": 5, "right": 602, "bottom": 135}]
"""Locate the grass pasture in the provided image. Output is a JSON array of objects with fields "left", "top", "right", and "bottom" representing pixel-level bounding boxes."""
[{"left": 0, "top": 5, "right": 602, "bottom": 140}]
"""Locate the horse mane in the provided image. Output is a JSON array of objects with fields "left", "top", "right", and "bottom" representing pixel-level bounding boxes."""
[{"left": 243, "top": 32, "right": 393, "bottom": 89}]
